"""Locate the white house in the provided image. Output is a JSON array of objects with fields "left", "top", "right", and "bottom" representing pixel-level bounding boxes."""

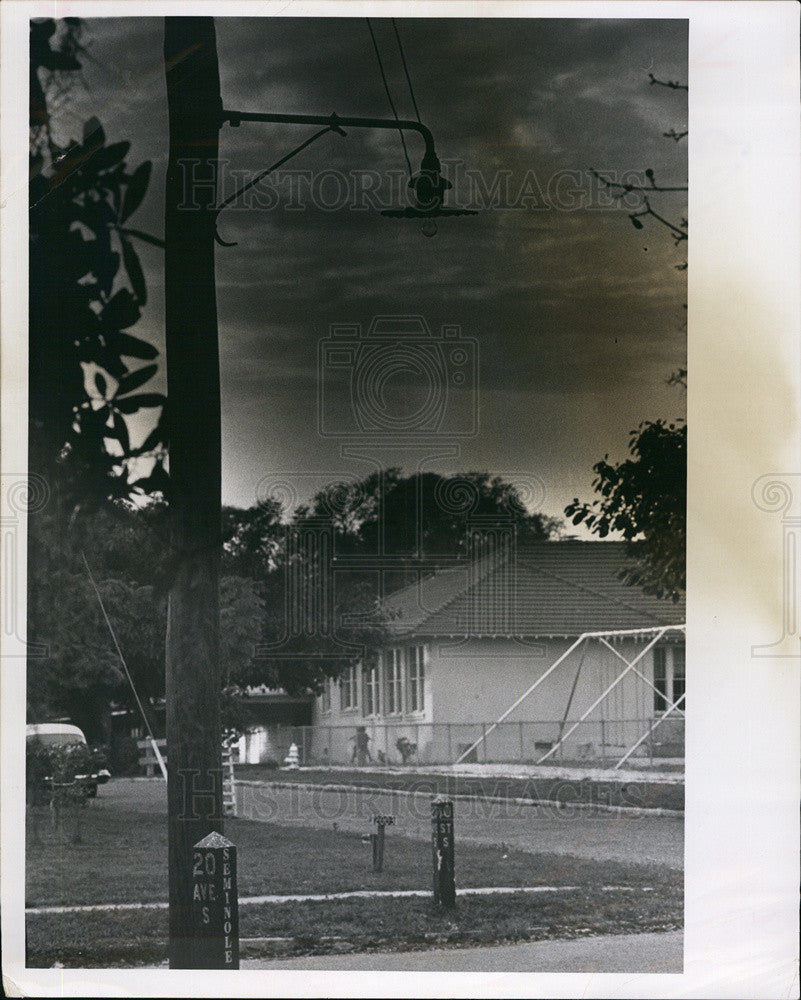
[{"left": 310, "top": 542, "right": 685, "bottom": 767}]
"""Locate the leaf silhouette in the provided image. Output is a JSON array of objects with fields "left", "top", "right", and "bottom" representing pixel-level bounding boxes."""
[
  {"left": 89, "top": 141, "right": 131, "bottom": 173},
  {"left": 115, "top": 392, "right": 166, "bottom": 414},
  {"left": 135, "top": 421, "right": 166, "bottom": 455},
  {"left": 120, "top": 238, "right": 147, "bottom": 305},
  {"left": 100, "top": 288, "right": 140, "bottom": 331},
  {"left": 94, "top": 371, "right": 108, "bottom": 398},
  {"left": 117, "top": 364, "right": 157, "bottom": 397},
  {"left": 82, "top": 117, "right": 105, "bottom": 148},
  {"left": 121, "top": 161, "right": 152, "bottom": 222},
  {"left": 104, "top": 330, "right": 158, "bottom": 360},
  {"left": 110, "top": 412, "right": 130, "bottom": 454}
]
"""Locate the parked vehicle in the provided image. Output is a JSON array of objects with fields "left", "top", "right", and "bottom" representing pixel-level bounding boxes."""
[{"left": 26, "top": 723, "right": 111, "bottom": 798}]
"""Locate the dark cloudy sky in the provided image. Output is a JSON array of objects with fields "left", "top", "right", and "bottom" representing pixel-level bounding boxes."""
[{"left": 60, "top": 16, "right": 687, "bottom": 527}]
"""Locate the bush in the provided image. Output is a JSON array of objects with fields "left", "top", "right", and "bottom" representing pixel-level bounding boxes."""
[
  {"left": 26, "top": 738, "right": 96, "bottom": 806},
  {"left": 110, "top": 735, "right": 141, "bottom": 776}
]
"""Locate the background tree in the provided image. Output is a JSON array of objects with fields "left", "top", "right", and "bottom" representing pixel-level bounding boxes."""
[
  {"left": 27, "top": 496, "right": 271, "bottom": 739},
  {"left": 565, "top": 415, "right": 686, "bottom": 601},
  {"left": 239, "top": 470, "right": 561, "bottom": 695},
  {"left": 297, "top": 469, "right": 560, "bottom": 558},
  {"left": 568, "top": 73, "right": 687, "bottom": 602}
]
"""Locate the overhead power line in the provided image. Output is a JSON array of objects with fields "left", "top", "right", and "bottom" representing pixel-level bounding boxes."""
[
  {"left": 391, "top": 19, "right": 422, "bottom": 124},
  {"left": 366, "top": 18, "right": 412, "bottom": 177}
]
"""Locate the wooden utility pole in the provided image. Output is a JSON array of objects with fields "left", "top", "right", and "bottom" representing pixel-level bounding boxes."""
[{"left": 163, "top": 17, "right": 224, "bottom": 969}]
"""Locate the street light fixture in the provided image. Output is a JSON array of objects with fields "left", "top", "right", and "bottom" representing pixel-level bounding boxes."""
[{"left": 218, "top": 108, "right": 476, "bottom": 236}]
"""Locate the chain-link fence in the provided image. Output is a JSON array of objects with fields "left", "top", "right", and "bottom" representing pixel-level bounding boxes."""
[{"left": 231, "top": 716, "right": 685, "bottom": 769}]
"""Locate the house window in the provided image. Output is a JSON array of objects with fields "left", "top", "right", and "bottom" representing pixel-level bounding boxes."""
[
  {"left": 653, "top": 646, "right": 686, "bottom": 712},
  {"left": 672, "top": 646, "right": 685, "bottom": 706},
  {"left": 384, "top": 648, "right": 403, "bottom": 715},
  {"left": 653, "top": 647, "right": 668, "bottom": 711},
  {"left": 339, "top": 664, "right": 358, "bottom": 711},
  {"left": 320, "top": 678, "right": 331, "bottom": 714},
  {"left": 407, "top": 645, "right": 425, "bottom": 713},
  {"left": 363, "top": 663, "right": 379, "bottom": 717}
]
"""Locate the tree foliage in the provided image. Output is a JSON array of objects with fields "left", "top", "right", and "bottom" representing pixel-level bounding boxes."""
[
  {"left": 565, "top": 418, "right": 686, "bottom": 602},
  {"left": 29, "top": 18, "right": 166, "bottom": 510},
  {"left": 590, "top": 73, "right": 688, "bottom": 269},
  {"left": 27, "top": 500, "right": 267, "bottom": 736},
  {"left": 298, "top": 469, "right": 560, "bottom": 559}
]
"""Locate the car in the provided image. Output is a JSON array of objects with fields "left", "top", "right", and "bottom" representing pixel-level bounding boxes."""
[{"left": 26, "top": 723, "right": 111, "bottom": 798}]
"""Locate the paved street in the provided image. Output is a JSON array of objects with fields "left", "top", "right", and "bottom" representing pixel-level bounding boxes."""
[
  {"left": 101, "top": 778, "right": 683, "bottom": 869},
  {"left": 242, "top": 929, "right": 683, "bottom": 972}
]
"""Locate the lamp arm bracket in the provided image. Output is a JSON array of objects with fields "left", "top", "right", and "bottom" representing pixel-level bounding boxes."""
[{"left": 221, "top": 109, "right": 438, "bottom": 163}]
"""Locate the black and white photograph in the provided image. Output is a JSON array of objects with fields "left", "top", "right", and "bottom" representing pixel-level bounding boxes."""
[{"left": 1, "top": 3, "right": 798, "bottom": 997}]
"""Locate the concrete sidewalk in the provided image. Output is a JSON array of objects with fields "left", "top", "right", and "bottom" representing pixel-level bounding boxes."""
[{"left": 242, "top": 929, "right": 683, "bottom": 973}]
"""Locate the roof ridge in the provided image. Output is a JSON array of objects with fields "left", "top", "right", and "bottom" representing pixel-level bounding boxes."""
[{"left": 522, "top": 556, "right": 664, "bottom": 625}]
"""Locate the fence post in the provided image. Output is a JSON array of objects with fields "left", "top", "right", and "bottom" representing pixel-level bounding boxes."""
[
  {"left": 481, "top": 723, "right": 487, "bottom": 763},
  {"left": 601, "top": 719, "right": 606, "bottom": 763},
  {"left": 446, "top": 724, "right": 452, "bottom": 763},
  {"left": 371, "top": 814, "right": 392, "bottom": 871},
  {"left": 518, "top": 721, "right": 524, "bottom": 763}
]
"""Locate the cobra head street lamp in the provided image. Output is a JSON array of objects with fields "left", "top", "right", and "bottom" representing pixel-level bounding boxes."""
[{"left": 216, "top": 109, "right": 476, "bottom": 239}]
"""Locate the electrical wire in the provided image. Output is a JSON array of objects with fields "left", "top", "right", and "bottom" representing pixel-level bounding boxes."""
[
  {"left": 391, "top": 19, "right": 422, "bottom": 124},
  {"left": 216, "top": 125, "right": 339, "bottom": 213},
  {"left": 366, "top": 18, "right": 413, "bottom": 178},
  {"left": 81, "top": 550, "right": 168, "bottom": 782}
]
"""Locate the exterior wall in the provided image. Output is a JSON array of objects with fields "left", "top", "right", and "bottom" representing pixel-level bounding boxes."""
[
  {"left": 307, "top": 636, "right": 685, "bottom": 764},
  {"left": 310, "top": 645, "right": 434, "bottom": 765},
  {"left": 426, "top": 636, "right": 684, "bottom": 762}
]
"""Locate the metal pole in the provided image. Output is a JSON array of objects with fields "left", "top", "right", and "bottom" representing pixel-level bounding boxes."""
[
  {"left": 454, "top": 633, "right": 588, "bottom": 764},
  {"left": 221, "top": 109, "right": 437, "bottom": 163},
  {"left": 598, "top": 636, "right": 672, "bottom": 702},
  {"left": 537, "top": 630, "right": 666, "bottom": 764},
  {"left": 615, "top": 693, "right": 686, "bottom": 769}
]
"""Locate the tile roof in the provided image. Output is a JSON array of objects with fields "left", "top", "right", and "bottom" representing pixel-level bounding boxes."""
[{"left": 381, "top": 542, "right": 685, "bottom": 638}]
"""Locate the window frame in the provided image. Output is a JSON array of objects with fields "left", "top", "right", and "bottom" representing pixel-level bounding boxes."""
[
  {"left": 406, "top": 645, "right": 425, "bottom": 714},
  {"left": 384, "top": 648, "right": 403, "bottom": 716},
  {"left": 653, "top": 645, "right": 686, "bottom": 714},
  {"left": 339, "top": 663, "right": 359, "bottom": 712},
  {"left": 320, "top": 677, "right": 332, "bottom": 715},
  {"left": 363, "top": 662, "right": 380, "bottom": 718}
]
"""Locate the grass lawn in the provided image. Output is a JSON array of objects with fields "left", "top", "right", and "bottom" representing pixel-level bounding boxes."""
[
  {"left": 235, "top": 765, "right": 685, "bottom": 812},
  {"left": 26, "top": 800, "right": 682, "bottom": 967},
  {"left": 28, "top": 890, "right": 684, "bottom": 968}
]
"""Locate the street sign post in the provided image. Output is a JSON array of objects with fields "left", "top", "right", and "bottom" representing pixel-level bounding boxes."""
[
  {"left": 191, "top": 831, "right": 239, "bottom": 968},
  {"left": 431, "top": 798, "right": 455, "bottom": 907}
]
